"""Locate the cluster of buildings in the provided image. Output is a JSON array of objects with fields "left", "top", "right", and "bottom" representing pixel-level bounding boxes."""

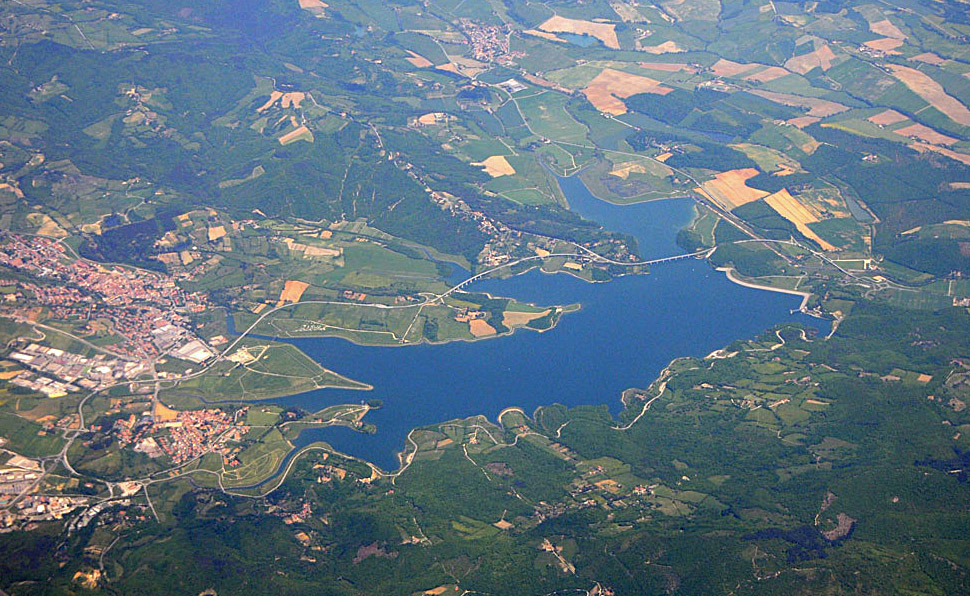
[
  {"left": 457, "top": 19, "right": 523, "bottom": 66},
  {"left": 0, "top": 493, "right": 89, "bottom": 531},
  {"left": 0, "top": 233, "right": 204, "bottom": 312},
  {"left": 113, "top": 408, "right": 249, "bottom": 466},
  {"left": 0, "top": 457, "right": 88, "bottom": 532},
  {"left": 9, "top": 343, "right": 150, "bottom": 396},
  {"left": 0, "top": 233, "right": 216, "bottom": 362}
]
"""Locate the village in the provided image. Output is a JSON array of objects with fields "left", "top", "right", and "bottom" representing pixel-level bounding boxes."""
[{"left": 98, "top": 405, "right": 250, "bottom": 467}]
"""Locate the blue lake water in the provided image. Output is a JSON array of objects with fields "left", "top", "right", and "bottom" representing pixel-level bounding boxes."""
[
  {"left": 558, "top": 32, "right": 598, "bottom": 47},
  {"left": 272, "top": 177, "right": 826, "bottom": 471}
]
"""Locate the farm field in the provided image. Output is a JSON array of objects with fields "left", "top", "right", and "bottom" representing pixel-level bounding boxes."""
[
  {"left": 763, "top": 189, "right": 837, "bottom": 251},
  {"left": 3, "top": 0, "right": 970, "bottom": 594},
  {"left": 700, "top": 168, "right": 768, "bottom": 210},
  {"left": 581, "top": 68, "right": 671, "bottom": 115},
  {"left": 887, "top": 64, "right": 970, "bottom": 127},
  {"left": 537, "top": 16, "right": 620, "bottom": 49},
  {"left": 516, "top": 91, "right": 589, "bottom": 144}
]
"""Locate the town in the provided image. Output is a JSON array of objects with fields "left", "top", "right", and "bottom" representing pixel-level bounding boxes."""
[{"left": 0, "top": 233, "right": 215, "bottom": 363}]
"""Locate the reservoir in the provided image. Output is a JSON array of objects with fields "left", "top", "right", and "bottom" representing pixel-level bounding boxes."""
[{"left": 274, "top": 177, "right": 826, "bottom": 471}]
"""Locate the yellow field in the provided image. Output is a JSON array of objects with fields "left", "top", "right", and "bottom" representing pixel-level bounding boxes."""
[
  {"left": 750, "top": 90, "right": 848, "bottom": 118},
  {"left": 711, "top": 59, "right": 756, "bottom": 78},
  {"left": 27, "top": 213, "right": 67, "bottom": 238},
  {"left": 258, "top": 91, "right": 306, "bottom": 112},
  {"left": 763, "top": 189, "right": 837, "bottom": 251},
  {"left": 785, "top": 44, "right": 837, "bottom": 74},
  {"left": 279, "top": 280, "right": 309, "bottom": 305},
  {"left": 911, "top": 52, "right": 945, "bottom": 66},
  {"left": 298, "top": 0, "right": 328, "bottom": 15},
  {"left": 910, "top": 142, "right": 970, "bottom": 166},
  {"left": 473, "top": 155, "right": 516, "bottom": 177},
  {"left": 417, "top": 112, "right": 448, "bottom": 125},
  {"left": 787, "top": 116, "right": 820, "bottom": 129},
  {"left": 894, "top": 123, "right": 957, "bottom": 146},
  {"left": 609, "top": 157, "right": 672, "bottom": 179},
  {"left": 450, "top": 56, "right": 488, "bottom": 77},
  {"left": 502, "top": 309, "right": 550, "bottom": 327},
  {"left": 868, "top": 109, "right": 908, "bottom": 126},
  {"left": 405, "top": 51, "right": 433, "bottom": 68},
  {"left": 581, "top": 68, "right": 671, "bottom": 115},
  {"left": 638, "top": 62, "right": 689, "bottom": 72},
  {"left": 154, "top": 402, "right": 179, "bottom": 422},
  {"left": 278, "top": 125, "right": 313, "bottom": 145},
  {"left": 0, "top": 182, "right": 23, "bottom": 198},
  {"left": 744, "top": 66, "right": 790, "bottom": 83},
  {"left": 538, "top": 16, "right": 620, "bottom": 49},
  {"left": 869, "top": 19, "right": 906, "bottom": 39},
  {"left": 639, "top": 41, "right": 684, "bottom": 54},
  {"left": 207, "top": 225, "right": 227, "bottom": 241},
  {"left": 732, "top": 143, "right": 802, "bottom": 176},
  {"left": 436, "top": 62, "right": 461, "bottom": 75},
  {"left": 888, "top": 65, "right": 970, "bottom": 126},
  {"left": 522, "top": 29, "right": 566, "bottom": 43},
  {"left": 610, "top": 162, "right": 647, "bottom": 179},
  {"left": 864, "top": 37, "right": 904, "bottom": 53},
  {"left": 469, "top": 319, "right": 497, "bottom": 337},
  {"left": 700, "top": 168, "right": 768, "bottom": 210}
]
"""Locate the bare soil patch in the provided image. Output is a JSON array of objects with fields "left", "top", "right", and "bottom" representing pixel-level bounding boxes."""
[
  {"left": 867, "top": 109, "right": 908, "bottom": 126},
  {"left": 469, "top": 319, "right": 497, "bottom": 337},
  {"left": 258, "top": 91, "right": 306, "bottom": 112},
  {"left": 639, "top": 61, "right": 690, "bottom": 72},
  {"left": 502, "top": 309, "right": 550, "bottom": 327},
  {"left": 405, "top": 51, "right": 433, "bottom": 68},
  {"left": 582, "top": 68, "right": 671, "bottom": 115},
  {"left": 279, "top": 280, "right": 309, "bottom": 304},
  {"left": 639, "top": 40, "right": 685, "bottom": 54},
  {"left": 864, "top": 37, "right": 904, "bottom": 53},
  {"left": 278, "top": 125, "right": 313, "bottom": 145},
  {"left": 538, "top": 16, "right": 620, "bottom": 49},
  {"left": 154, "top": 402, "right": 179, "bottom": 422},
  {"left": 764, "top": 189, "right": 836, "bottom": 251},
  {"left": 473, "top": 155, "right": 516, "bottom": 177},
  {"left": 207, "top": 225, "right": 227, "bottom": 241},
  {"left": 869, "top": 19, "right": 906, "bottom": 39},
  {"left": 785, "top": 44, "right": 837, "bottom": 74},
  {"left": 894, "top": 123, "right": 957, "bottom": 145},
  {"left": 436, "top": 63, "right": 461, "bottom": 75},
  {"left": 911, "top": 142, "right": 970, "bottom": 166},
  {"left": 711, "top": 59, "right": 757, "bottom": 78},
  {"left": 750, "top": 89, "right": 849, "bottom": 118},
  {"left": 888, "top": 64, "right": 970, "bottom": 127},
  {"left": 911, "top": 52, "right": 945, "bottom": 66},
  {"left": 744, "top": 66, "right": 790, "bottom": 83},
  {"left": 787, "top": 116, "right": 821, "bottom": 129},
  {"left": 699, "top": 168, "right": 768, "bottom": 210}
]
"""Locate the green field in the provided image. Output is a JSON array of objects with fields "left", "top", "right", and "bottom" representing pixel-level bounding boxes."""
[{"left": 516, "top": 92, "right": 589, "bottom": 144}]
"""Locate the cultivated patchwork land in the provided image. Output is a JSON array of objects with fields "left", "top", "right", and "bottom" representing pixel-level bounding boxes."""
[{"left": 1, "top": 0, "right": 970, "bottom": 593}]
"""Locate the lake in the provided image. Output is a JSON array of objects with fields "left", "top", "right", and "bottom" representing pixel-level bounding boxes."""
[{"left": 273, "top": 176, "right": 826, "bottom": 471}]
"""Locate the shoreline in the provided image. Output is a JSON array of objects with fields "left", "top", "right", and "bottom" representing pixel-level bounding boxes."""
[
  {"left": 230, "top": 262, "right": 824, "bottom": 485},
  {"left": 257, "top": 302, "right": 582, "bottom": 348},
  {"left": 716, "top": 266, "right": 813, "bottom": 314}
]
